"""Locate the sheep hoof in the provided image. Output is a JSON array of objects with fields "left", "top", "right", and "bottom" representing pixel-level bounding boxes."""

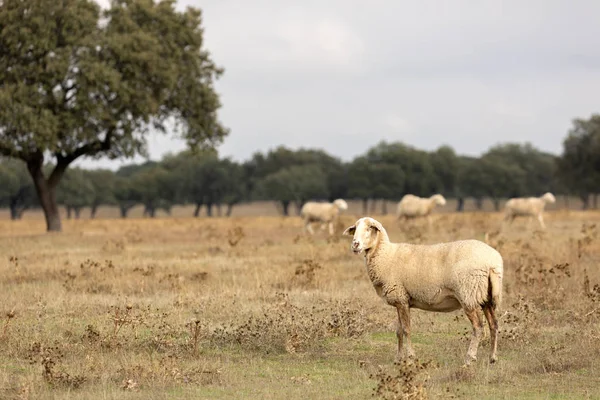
[{"left": 490, "top": 356, "right": 497, "bottom": 364}]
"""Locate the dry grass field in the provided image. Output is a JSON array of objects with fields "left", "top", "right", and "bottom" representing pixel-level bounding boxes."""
[{"left": 1, "top": 207, "right": 599, "bottom": 399}]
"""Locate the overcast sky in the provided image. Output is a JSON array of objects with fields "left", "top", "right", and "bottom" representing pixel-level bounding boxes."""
[{"left": 79, "top": 0, "right": 600, "bottom": 170}]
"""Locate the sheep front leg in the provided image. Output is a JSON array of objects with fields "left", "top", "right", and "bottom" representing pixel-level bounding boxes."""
[
  {"left": 464, "top": 308, "right": 484, "bottom": 365},
  {"left": 328, "top": 221, "right": 334, "bottom": 236},
  {"left": 305, "top": 222, "right": 315, "bottom": 235},
  {"left": 537, "top": 213, "right": 546, "bottom": 229},
  {"left": 395, "top": 305, "right": 415, "bottom": 361}
]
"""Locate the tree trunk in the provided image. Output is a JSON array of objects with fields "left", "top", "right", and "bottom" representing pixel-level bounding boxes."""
[
  {"left": 193, "top": 203, "right": 202, "bottom": 217},
  {"left": 146, "top": 206, "right": 156, "bottom": 218},
  {"left": 456, "top": 197, "right": 464, "bottom": 212},
  {"left": 226, "top": 203, "right": 234, "bottom": 217},
  {"left": 90, "top": 204, "right": 98, "bottom": 219},
  {"left": 493, "top": 198, "right": 500, "bottom": 211},
  {"left": 581, "top": 193, "right": 589, "bottom": 210},
  {"left": 369, "top": 199, "right": 376, "bottom": 214},
  {"left": 206, "top": 203, "right": 213, "bottom": 217},
  {"left": 27, "top": 159, "right": 62, "bottom": 232},
  {"left": 216, "top": 204, "right": 222, "bottom": 217},
  {"left": 362, "top": 198, "right": 368, "bottom": 214},
  {"left": 281, "top": 201, "right": 290, "bottom": 216},
  {"left": 475, "top": 198, "right": 483, "bottom": 211},
  {"left": 66, "top": 207, "right": 72, "bottom": 219},
  {"left": 120, "top": 205, "right": 129, "bottom": 218},
  {"left": 74, "top": 207, "right": 81, "bottom": 219},
  {"left": 294, "top": 201, "right": 304, "bottom": 216},
  {"left": 9, "top": 205, "right": 22, "bottom": 220}
]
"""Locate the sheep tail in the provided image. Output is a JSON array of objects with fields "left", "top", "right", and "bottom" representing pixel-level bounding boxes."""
[{"left": 488, "top": 266, "right": 503, "bottom": 309}]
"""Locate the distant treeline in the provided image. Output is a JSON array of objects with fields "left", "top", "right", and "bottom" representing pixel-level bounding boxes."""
[{"left": 2, "top": 119, "right": 600, "bottom": 220}]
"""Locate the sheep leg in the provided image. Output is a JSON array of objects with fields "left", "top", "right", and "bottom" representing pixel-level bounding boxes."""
[
  {"left": 537, "top": 214, "right": 546, "bottom": 229},
  {"left": 395, "top": 305, "right": 415, "bottom": 360},
  {"left": 328, "top": 222, "right": 334, "bottom": 236},
  {"left": 482, "top": 304, "right": 499, "bottom": 364},
  {"left": 464, "top": 308, "right": 484, "bottom": 365},
  {"left": 305, "top": 222, "right": 315, "bottom": 235}
]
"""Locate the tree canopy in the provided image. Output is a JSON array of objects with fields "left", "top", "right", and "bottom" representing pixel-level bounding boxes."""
[{"left": 0, "top": 0, "right": 227, "bottom": 231}]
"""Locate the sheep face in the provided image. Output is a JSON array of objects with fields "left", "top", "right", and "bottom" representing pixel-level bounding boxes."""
[
  {"left": 542, "top": 192, "right": 556, "bottom": 204},
  {"left": 432, "top": 194, "right": 447, "bottom": 206},
  {"left": 333, "top": 199, "right": 349, "bottom": 210},
  {"left": 343, "top": 217, "right": 383, "bottom": 255}
]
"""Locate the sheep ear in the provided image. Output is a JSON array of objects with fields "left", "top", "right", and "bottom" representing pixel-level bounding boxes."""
[
  {"left": 367, "top": 219, "right": 384, "bottom": 232},
  {"left": 342, "top": 225, "right": 356, "bottom": 236}
]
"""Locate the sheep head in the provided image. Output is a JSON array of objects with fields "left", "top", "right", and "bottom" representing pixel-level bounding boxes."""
[
  {"left": 333, "top": 199, "right": 349, "bottom": 210},
  {"left": 343, "top": 217, "right": 385, "bottom": 255},
  {"left": 431, "top": 194, "right": 447, "bottom": 206},
  {"left": 542, "top": 192, "right": 556, "bottom": 204}
]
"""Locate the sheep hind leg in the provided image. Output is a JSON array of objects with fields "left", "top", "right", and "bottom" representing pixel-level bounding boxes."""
[
  {"left": 464, "top": 308, "right": 484, "bottom": 366},
  {"left": 482, "top": 304, "right": 499, "bottom": 364},
  {"left": 395, "top": 305, "right": 415, "bottom": 361}
]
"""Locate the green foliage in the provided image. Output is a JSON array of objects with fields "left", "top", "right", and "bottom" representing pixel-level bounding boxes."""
[
  {"left": 558, "top": 114, "right": 600, "bottom": 205},
  {"left": 57, "top": 168, "right": 96, "bottom": 209},
  {"left": 87, "top": 169, "right": 117, "bottom": 209},
  {"left": 347, "top": 157, "right": 405, "bottom": 201},
  {"left": 257, "top": 164, "right": 329, "bottom": 206},
  {"left": 0, "top": 0, "right": 227, "bottom": 230},
  {"left": 0, "top": 158, "right": 37, "bottom": 218},
  {"left": 364, "top": 141, "right": 437, "bottom": 196}
]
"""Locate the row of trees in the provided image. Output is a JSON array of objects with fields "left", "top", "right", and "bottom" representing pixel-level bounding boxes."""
[{"left": 3, "top": 112, "right": 600, "bottom": 220}]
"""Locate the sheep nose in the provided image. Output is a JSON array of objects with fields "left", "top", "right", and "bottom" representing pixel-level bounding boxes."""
[{"left": 351, "top": 240, "right": 360, "bottom": 249}]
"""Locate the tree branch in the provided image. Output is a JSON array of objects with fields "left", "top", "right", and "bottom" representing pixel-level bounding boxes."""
[{"left": 47, "top": 129, "right": 114, "bottom": 188}]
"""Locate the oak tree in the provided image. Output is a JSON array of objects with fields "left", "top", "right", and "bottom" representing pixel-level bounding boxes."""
[{"left": 0, "top": 0, "right": 227, "bottom": 231}]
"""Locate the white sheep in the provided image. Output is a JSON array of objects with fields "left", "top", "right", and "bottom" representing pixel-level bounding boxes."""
[
  {"left": 396, "top": 194, "right": 446, "bottom": 226},
  {"left": 503, "top": 192, "right": 556, "bottom": 229},
  {"left": 343, "top": 217, "right": 503, "bottom": 365},
  {"left": 300, "top": 199, "right": 348, "bottom": 236}
]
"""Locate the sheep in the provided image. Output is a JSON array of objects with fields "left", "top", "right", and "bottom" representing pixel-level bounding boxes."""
[
  {"left": 300, "top": 199, "right": 348, "bottom": 236},
  {"left": 396, "top": 194, "right": 446, "bottom": 226},
  {"left": 343, "top": 217, "right": 503, "bottom": 366},
  {"left": 503, "top": 192, "right": 556, "bottom": 229}
]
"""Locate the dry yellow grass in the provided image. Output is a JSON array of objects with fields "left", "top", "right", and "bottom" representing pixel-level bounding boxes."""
[{"left": 0, "top": 208, "right": 599, "bottom": 399}]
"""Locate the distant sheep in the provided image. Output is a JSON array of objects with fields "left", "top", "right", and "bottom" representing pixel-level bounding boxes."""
[
  {"left": 503, "top": 192, "right": 556, "bottom": 229},
  {"left": 396, "top": 194, "right": 446, "bottom": 225},
  {"left": 343, "top": 217, "right": 503, "bottom": 365},
  {"left": 300, "top": 199, "right": 348, "bottom": 236}
]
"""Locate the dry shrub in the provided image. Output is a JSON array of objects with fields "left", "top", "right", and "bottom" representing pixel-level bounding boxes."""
[
  {"left": 291, "top": 259, "right": 322, "bottom": 288},
  {"left": 61, "top": 258, "right": 119, "bottom": 294},
  {"left": 210, "top": 294, "right": 371, "bottom": 355},
  {"left": 211, "top": 293, "right": 326, "bottom": 354},
  {"left": 116, "top": 356, "right": 223, "bottom": 388},
  {"left": 227, "top": 226, "right": 245, "bottom": 247},
  {"left": 370, "top": 359, "right": 436, "bottom": 400},
  {"left": 27, "top": 342, "right": 88, "bottom": 390},
  {"left": 325, "top": 299, "right": 370, "bottom": 338}
]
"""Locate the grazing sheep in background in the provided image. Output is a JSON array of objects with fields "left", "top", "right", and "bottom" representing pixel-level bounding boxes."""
[
  {"left": 301, "top": 199, "right": 348, "bottom": 236},
  {"left": 503, "top": 192, "right": 556, "bottom": 229},
  {"left": 343, "top": 217, "right": 503, "bottom": 366},
  {"left": 396, "top": 194, "right": 447, "bottom": 226}
]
